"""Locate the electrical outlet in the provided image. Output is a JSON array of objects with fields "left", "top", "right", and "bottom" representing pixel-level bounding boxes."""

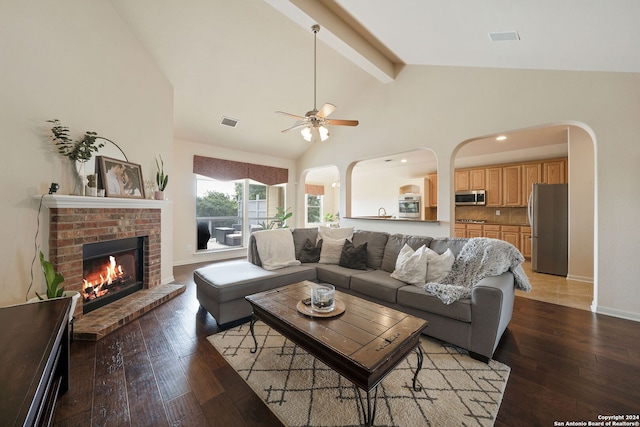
[
  {"left": 495, "top": 210, "right": 501, "bottom": 216},
  {"left": 187, "top": 244, "right": 193, "bottom": 253}
]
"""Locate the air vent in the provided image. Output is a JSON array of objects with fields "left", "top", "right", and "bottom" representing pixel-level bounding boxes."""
[
  {"left": 220, "top": 117, "right": 239, "bottom": 128},
  {"left": 488, "top": 31, "right": 520, "bottom": 42}
]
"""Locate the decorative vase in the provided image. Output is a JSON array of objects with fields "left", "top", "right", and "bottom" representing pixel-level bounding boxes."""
[{"left": 154, "top": 190, "right": 164, "bottom": 200}]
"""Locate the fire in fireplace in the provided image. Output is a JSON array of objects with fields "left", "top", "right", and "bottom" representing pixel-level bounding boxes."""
[{"left": 82, "top": 237, "right": 145, "bottom": 314}]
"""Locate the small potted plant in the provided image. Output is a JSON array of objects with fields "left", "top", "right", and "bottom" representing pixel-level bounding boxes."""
[
  {"left": 155, "top": 155, "right": 169, "bottom": 200},
  {"left": 31, "top": 250, "right": 80, "bottom": 320}
]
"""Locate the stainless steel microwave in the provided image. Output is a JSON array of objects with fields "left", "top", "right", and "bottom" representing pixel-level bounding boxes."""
[
  {"left": 398, "top": 195, "right": 421, "bottom": 218},
  {"left": 455, "top": 190, "right": 486, "bottom": 206}
]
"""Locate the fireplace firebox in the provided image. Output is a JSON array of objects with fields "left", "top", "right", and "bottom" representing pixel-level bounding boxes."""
[{"left": 82, "top": 237, "right": 145, "bottom": 314}]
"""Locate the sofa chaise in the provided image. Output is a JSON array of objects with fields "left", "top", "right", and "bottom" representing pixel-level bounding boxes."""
[{"left": 194, "top": 227, "right": 529, "bottom": 362}]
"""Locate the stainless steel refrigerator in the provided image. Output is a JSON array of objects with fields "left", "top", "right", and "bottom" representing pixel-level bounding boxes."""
[{"left": 527, "top": 183, "right": 568, "bottom": 276}]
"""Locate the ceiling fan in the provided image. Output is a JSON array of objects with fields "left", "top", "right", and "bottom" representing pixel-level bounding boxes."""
[{"left": 276, "top": 24, "right": 359, "bottom": 143}]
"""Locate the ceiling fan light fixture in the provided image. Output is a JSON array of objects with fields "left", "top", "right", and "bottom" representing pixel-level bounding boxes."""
[
  {"left": 301, "top": 126, "right": 312, "bottom": 142},
  {"left": 319, "top": 125, "right": 329, "bottom": 141},
  {"left": 276, "top": 24, "right": 358, "bottom": 142}
]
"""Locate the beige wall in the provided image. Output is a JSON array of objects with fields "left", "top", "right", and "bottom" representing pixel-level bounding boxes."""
[
  {"left": 0, "top": 0, "right": 174, "bottom": 306},
  {"left": 299, "top": 65, "right": 640, "bottom": 321},
  {"left": 568, "top": 127, "right": 595, "bottom": 282}
]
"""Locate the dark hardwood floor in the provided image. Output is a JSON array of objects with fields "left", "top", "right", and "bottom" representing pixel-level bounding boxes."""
[{"left": 54, "top": 262, "right": 640, "bottom": 426}]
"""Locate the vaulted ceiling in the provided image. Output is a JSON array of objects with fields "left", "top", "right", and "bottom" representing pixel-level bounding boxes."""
[{"left": 111, "top": 0, "right": 640, "bottom": 160}]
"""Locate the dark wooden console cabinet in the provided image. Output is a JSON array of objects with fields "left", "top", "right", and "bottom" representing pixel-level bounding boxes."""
[{"left": 0, "top": 298, "right": 70, "bottom": 426}]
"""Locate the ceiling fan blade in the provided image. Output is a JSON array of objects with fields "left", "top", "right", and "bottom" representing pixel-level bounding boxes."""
[
  {"left": 325, "top": 118, "right": 359, "bottom": 127},
  {"left": 276, "top": 111, "right": 306, "bottom": 120},
  {"left": 316, "top": 103, "right": 336, "bottom": 119},
  {"left": 281, "top": 123, "right": 308, "bottom": 133}
]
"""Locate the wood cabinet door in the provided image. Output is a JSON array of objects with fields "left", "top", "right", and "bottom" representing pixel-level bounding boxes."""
[
  {"left": 501, "top": 230, "right": 520, "bottom": 248},
  {"left": 469, "top": 169, "right": 485, "bottom": 190},
  {"left": 483, "top": 225, "right": 500, "bottom": 239},
  {"left": 455, "top": 170, "right": 470, "bottom": 191},
  {"left": 520, "top": 226, "right": 532, "bottom": 258},
  {"left": 466, "top": 224, "right": 483, "bottom": 239},
  {"left": 427, "top": 173, "right": 438, "bottom": 207},
  {"left": 502, "top": 165, "right": 522, "bottom": 206},
  {"left": 454, "top": 224, "right": 466, "bottom": 238},
  {"left": 485, "top": 167, "right": 503, "bottom": 206},
  {"left": 522, "top": 163, "right": 542, "bottom": 206},
  {"left": 543, "top": 160, "right": 567, "bottom": 184}
]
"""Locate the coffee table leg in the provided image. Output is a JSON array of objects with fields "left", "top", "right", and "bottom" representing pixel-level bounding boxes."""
[
  {"left": 355, "top": 386, "right": 378, "bottom": 426},
  {"left": 249, "top": 314, "right": 258, "bottom": 354},
  {"left": 412, "top": 345, "right": 424, "bottom": 391}
]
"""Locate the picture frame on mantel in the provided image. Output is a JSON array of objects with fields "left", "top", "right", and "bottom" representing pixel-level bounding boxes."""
[{"left": 96, "top": 156, "right": 146, "bottom": 199}]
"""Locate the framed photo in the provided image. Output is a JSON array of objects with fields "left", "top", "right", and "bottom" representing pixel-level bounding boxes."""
[{"left": 96, "top": 156, "right": 146, "bottom": 199}]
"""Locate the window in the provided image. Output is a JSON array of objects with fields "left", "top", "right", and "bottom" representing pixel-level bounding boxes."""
[
  {"left": 306, "top": 194, "right": 322, "bottom": 225},
  {"left": 196, "top": 176, "right": 286, "bottom": 251}
]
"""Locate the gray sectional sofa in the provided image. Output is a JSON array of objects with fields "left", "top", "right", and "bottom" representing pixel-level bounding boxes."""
[{"left": 194, "top": 228, "right": 519, "bottom": 362}]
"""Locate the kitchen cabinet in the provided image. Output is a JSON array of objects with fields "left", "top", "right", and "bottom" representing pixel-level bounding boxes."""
[
  {"left": 454, "top": 223, "right": 466, "bottom": 238},
  {"left": 427, "top": 173, "right": 438, "bottom": 207},
  {"left": 454, "top": 170, "right": 469, "bottom": 191},
  {"left": 466, "top": 223, "right": 483, "bottom": 238},
  {"left": 455, "top": 168, "right": 485, "bottom": 191},
  {"left": 485, "top": 167, "right": 503, "bottom": 206},
  {"left": 543, "top": 159, "right": 567, "bottom": 184},
  {"left": 501, "top": 225, "right": 521, "bottom": 248},
  {"left": 520, "top": 226, "right": 532, "bottom": 258},
  {"left": 483, "top": 224, "right": 501, "bottom": 239},
  {"left": 522, "top": 162, "right": 543, "bottom": 206},
  {"left": 502, "top": 165, "right": 522, "bottom": 206}
]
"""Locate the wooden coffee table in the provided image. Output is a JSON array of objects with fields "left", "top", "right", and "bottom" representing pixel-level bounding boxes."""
[{"left": 245, "top": 281, "right": 428, "bottom": 426}]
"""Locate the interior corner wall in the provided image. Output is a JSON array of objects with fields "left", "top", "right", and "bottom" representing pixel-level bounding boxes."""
[
  {"left": 568, "top": 127, "right": 595, "bottom": 283},
  {"left": 0, "top": 0, "right": 174, "bottom": 306}
]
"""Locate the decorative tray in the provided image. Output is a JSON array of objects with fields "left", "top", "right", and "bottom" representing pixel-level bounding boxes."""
[{"left": 296, "top": 299, "right": 346, "bottom": 318}]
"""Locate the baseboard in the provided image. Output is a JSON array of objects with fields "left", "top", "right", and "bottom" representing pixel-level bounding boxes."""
[
  {"left": 595, "top": 305, "right": 640, "bottom": 322},
  {"left": 566, "top": 274, "right": 593, "bottom": 283}
]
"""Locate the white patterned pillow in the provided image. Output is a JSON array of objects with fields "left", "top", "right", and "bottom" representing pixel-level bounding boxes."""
[
  {"left": 318, "top": 237, "right": 346, "bottom": 264},
  {"left": 390, "top": 244, "right": 428, "bottom": 286},
  {"left": 426, "top": 247, "right": 455, "bottom": 283},
  {"left": 317, "top": 226, "right": 353, "bottom": 242}
]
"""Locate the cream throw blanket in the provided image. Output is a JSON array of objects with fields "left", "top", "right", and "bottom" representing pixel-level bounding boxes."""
[
  {"left": 253, "top": 228, "right": 301, "bottom": 271},
  {"left": 424, "top": 238, "right": 531, "bottom": 304}
]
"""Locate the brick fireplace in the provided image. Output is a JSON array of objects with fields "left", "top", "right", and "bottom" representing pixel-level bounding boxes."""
[{"left": 43, "top": 196, "right": 164, "bottom": 320}]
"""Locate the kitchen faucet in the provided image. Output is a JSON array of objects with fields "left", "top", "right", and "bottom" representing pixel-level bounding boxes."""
[{"left": 378, "top": 207, "right": 387, "bottom": 217}]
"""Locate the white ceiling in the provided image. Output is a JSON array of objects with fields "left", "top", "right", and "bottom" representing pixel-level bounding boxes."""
[{"left": 110, "top": 0, "right": 639, "bottom": 160}]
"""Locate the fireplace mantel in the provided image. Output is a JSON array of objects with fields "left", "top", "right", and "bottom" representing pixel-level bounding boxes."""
[{"left": 37, "top": 194, "right": 171, "bottom": 209}]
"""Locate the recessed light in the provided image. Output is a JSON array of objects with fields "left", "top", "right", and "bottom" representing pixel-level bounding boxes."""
[
  {"left": 400, "top": 159, "right": 407, "bottom": 163},
  {"left": 496, "top": 135, "right": 507, "bottom": 141}
]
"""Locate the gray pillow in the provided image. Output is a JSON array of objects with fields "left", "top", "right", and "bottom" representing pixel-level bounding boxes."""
[
  {"left": 292, "top": 227, "right": 319, "bottom": 259},
  {"left": 339, "top": 240, "right": 368, "bottom": 270}
]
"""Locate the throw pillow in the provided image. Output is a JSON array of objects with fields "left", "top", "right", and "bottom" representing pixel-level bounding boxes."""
[
  {"left": 339, "top": 240, "right": 368, "bottom": 270},
  {"left": 317, "top": 226, "right": 354, "bottom": 242},
  {"left": 426, "top": 247, "right": 455, "bottom": 282},
  {"left": 390, "top": 244, "right": 428, "bottom": 285},
  {"left": 298, "top": 238, "right": 322, "bottom": 263},
  {"left": 319, "top": 237, "right": 347, "bottom": 264}
]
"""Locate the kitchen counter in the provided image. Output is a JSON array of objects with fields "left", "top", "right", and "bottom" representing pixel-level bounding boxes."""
[{"left": 346, "top": 216, "right": 440, "bottom": 223}]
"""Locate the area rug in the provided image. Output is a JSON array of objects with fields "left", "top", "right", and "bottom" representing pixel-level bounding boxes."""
[{"left": 207, "top": 322, "right": 510, "bottom": 427}]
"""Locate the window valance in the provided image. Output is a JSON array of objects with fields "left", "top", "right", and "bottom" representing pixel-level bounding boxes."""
[
  {"left": 193, "top": 155, "right": 289, "bottom": 186},
  {"left": 304, "top": 184, "right": 325, "bottom": 196}
]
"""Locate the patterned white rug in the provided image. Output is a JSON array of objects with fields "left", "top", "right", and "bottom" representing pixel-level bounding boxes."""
[{"left": 208, "top": 322, "right": 510, "bottom": 427}]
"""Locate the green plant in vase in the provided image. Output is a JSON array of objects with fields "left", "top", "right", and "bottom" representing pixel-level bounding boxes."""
[
  {"left": 47, "top": 119, "right": 105, "bottom": 195},
  {"left": 155, "top": 155, "right": 169, "bottom": 199},
  {"left": 36, "top": 250, "right": 65, "bottom": 300}
]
